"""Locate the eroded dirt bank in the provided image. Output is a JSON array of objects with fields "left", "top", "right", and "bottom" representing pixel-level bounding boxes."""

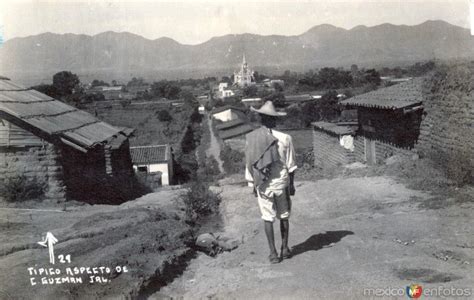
[
  {"left": 0, "top": 188, "right": 196, "bottom": 299},
  {"left": 156, "top": 176, "right": 473, "bottom": 299}
]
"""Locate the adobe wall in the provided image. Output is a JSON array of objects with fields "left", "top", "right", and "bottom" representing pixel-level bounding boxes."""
[
  {"left": 313, "top": 130, "right": 416, "bottom": 168},
  {"left": 353, "top": 136, "right": 365, "bottom": 162},
  {"left": 0, "top": 143, "right": 66, "bottom": 201},
  {"left": 417, "top": 66, "right": 474, "bottom": 183},
  {"left": 60, "top": 143, "right": 136, "bottom": 204},
  {"left": 312, "top": 130, "right": 355, "bottom": 169},
  {"left": 373, "top": 139, "right": 415, "bottom": 162}
]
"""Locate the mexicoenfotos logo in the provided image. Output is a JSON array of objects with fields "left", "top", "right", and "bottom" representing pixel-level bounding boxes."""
[
  {"left": 364, "top": 285, "right": 473, "bottom": 298},
  {"left": 406, "top": 284, "right": 423, "bottom": 298}
]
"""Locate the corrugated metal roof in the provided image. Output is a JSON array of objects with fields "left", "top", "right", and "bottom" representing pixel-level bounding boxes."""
[
  {"left": 218, "top": 123, "right": 255, "bottom": 140},
  {"left": 340, "top": 78, "right": 424, "bottom": 109},
  {"left": 0, "top": 79, "right": 133, "bottom": 149},
  {"left": 130, "top": 145, "right": 169, "bottom": 164},
  {"left": 312, "top": 121, "right": 357, "bottom": 136}
]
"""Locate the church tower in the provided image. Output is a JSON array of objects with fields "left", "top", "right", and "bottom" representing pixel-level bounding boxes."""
[{"left": 234, "top": 54, "right": 255, "bottom": 87}]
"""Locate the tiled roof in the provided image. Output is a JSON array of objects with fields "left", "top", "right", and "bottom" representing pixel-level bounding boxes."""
[
  {"left": 341, "top": 78, "right": 424, "bottom": 109},
  {"left": 130, "top": 144, "right": 169, "bottom": 164},
  {"left": 215, "top": 118, "right": 245, "bottom": 130},
  {"left": 312, "top": 121, "right": 357, "bottom": 136},
  {"left": 0, "top": 79, "right": 133, "bottom": 150},
  {"left": 218, "top": 123, "right": 255, "bottom": 140}
]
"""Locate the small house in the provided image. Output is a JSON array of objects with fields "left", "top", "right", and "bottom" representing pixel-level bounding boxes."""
[
  {"left": 216, "top": 119, "right": 255, "bottom": 152},
  {"left": 0, "top": 78, "right": 135, "bottom": 203},
  {"left": 211, "top": 105, "right": 246, "bottom": 122},
  {"left": 312, "top": 121, "right": 359, "bottom": 170},
  {"left": 263, "top": 79, "right": 284, "bottom": 88},
  {"left": 340, "top": 78, "right": 424, "bottom": 164},
  {"left": 241, "top": 97, "right": 262, "bottom": 107},
  {"left": 198, "top": 105, "right": 206, "bottom": 114},
  {"left": 216, "top": 119, "right": 255, "bottom": 140},
  {"left": 130, "top": 144, "right": 173, "bottom": 186}
]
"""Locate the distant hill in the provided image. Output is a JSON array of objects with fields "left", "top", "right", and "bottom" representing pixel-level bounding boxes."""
[{"left": 1, "top": 20, "right": 473, "bottom": 85}]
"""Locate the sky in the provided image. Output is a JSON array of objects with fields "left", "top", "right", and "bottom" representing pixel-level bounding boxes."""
[{"left": 0, "top": 0, "right": 471, "bottom": 45}]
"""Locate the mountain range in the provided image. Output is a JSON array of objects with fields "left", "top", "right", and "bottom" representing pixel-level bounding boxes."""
[{"left": 1, "top": 20, "right": 473, "bottom": 85}]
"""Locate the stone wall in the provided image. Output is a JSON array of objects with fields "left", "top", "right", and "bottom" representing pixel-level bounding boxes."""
[
  {"left": 0, "top": 143, "right": 66, "bottom": 201},
  {"left": 313, "top": 130, "right": 355, "bottom": 170},
  {"left": 417, "top": 65, "right": 474, "bottom": 183}
]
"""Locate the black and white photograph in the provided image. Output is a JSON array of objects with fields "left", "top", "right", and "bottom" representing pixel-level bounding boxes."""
[{"left": 0, "top": 0, "right": 473, "bottom": 299}]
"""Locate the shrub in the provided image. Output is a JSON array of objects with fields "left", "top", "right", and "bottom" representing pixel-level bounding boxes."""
[
  {"left": 181, "top": 181, "right": 221, "bottom": 222},
  {"left": 120, "top": 99, "right": 131, "bottom": 108},
  {"left": 157, "top": 109, "right": 173, "bottom": 122},
  {"left": 220, "top": 145, "right": 245, "bottom": 174},
  {"left": 1, "top": 175, "right": 46, "bottom": 202},
  {"left": 197, "top": 155, "right": 221, "bottom": 182}
]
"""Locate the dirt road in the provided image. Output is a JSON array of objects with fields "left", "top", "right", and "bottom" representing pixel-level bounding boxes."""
[{"left": 156, "top": 176, "right": 474, "bottom": 299}]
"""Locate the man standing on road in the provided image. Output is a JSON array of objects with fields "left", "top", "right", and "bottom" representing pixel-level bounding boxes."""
[{"left": 245, "top": 101, "right": 297, "bottom": 264}]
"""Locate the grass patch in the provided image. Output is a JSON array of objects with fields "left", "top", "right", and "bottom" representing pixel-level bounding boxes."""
[{"left": 1, "top": 175, "right": 46, "bottom": 202}]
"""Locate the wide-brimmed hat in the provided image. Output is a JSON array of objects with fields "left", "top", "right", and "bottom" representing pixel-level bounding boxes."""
[{"left": 250, "top": 101, "right": 286, "bottom": 116}]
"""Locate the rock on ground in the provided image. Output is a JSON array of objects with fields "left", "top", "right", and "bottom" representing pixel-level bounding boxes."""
[{"left": 157, "top": 176, "right": 474, "bottom": 299}]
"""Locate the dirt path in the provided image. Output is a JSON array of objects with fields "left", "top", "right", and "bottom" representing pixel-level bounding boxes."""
[
  {"left": 205, "top": 116, "right": 224, "bottom": 173},
  {"left": 155, "top": 176, "right": 474, "bottom": 299}
]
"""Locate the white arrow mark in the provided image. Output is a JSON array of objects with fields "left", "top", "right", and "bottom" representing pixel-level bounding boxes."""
[{"left": 38, "top": 232, "right": 58, "bottom": 264}]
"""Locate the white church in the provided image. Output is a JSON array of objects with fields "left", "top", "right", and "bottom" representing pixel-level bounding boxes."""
[{"left": 233, "top": 54, "right": 256, "bottom": 87}]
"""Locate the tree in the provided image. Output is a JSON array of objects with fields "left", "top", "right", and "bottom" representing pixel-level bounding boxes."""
[
  {"left": 157, "top": 109, "right": 173, "bottom": 122},
  {"left": 181, "top": 90, "right": 198, "bottom": 108},
  {"left": 264, "top": 92, "right": 285, "bottom": 108},
  {"left": 91, "top": 79, "right": 109, "bottom": 87},
  {"left": 84, "top": 93, "right": 105, "bottom": 103},
  {"left": 52, "top": 71, "right": 80, "bottom": 97},
  {"left": 243, "top": 85, "right": 258, "bottom": 97},
  {"left": 127, "top": 77, "right": 146, "bottom": 87},
  {"left": 273, "top": 82, "right": 284, "bottom": 92},
  {"left": 364, "top": 69, "right": 381, "bottom": 86},
  {"left": 253, "top": 71, "right": 266, "bottom": 83},
  {"left": 151, "top": 80, "right": 181, "bottom": 99},
  {"left": 30, "top": 84, "right": 60, "bottom": 98},
  {"left": 318, "top": 90, "right": 340, "bottom": 121},
  {"left": 119, "top": 99, "right": 131, "bottom": 108},
  {"left": 221, "top": 76, "right": 233, "bottom": 85}
]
